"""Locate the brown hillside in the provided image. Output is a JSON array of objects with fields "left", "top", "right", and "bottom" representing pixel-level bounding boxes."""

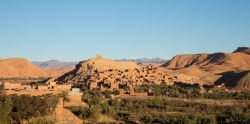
[
  {"left": 214, "top": 70, "right": 250, "bottom": 90},
  {"left": 0, "top": 58, "right": 54, "bottom": 78},
  {"left": 233, "top": 47, "right": 250, "bottom": 55},
  {"left": 162, "top": 52, "right": 250, "bottom": 73},
  {"left": 235, "top": 71, "right": 250, "bottom": 90},
  {"left": 161, "top": 48, "right": 250, "bottom": 84}
]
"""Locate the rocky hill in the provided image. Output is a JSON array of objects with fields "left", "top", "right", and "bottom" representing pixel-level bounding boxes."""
[
  {"left": 215, "top": 70, "right": 250, "bottom": 90},
  {"left": 57, "top": 55, "right": 203, "bottom": 88},
  {"left": 162, "top": 51, "right": 250, "bottom": 73},
  {"left": 161, "top": 47, "right": 250, "bottom": 84},
  {"left": 233, "top": 47, "right": 250, "bottom": 55},
  {"left": 235, "top": 71, "right": 250, "bottom": 90},
  {"left": 0, "top": 58, "right": 54, "bottom": 78}
]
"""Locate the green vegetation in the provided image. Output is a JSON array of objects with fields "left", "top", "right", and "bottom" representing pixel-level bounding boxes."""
[
  {"left": 135, "top": 83, "right": 250, "bottom": 100},
  {"left": 3, "top": 83, "right": 246, "bottom": 123},
  {"left": 66, "top": 106, "right": 96, "bottom": 119},
  {"left": 204, "top": 91, "right": 250, "bottom": 100},
  {"left": 82, "top": 89, "right": 112, "bottom": 107},
  {"left": 69, "top": 91, "right": 250, "bottom": 123},
  {"left": 108, "top": 98, "right": 250, "bottom": 123},
  {"left": 66, "top": 84, "right": 250, "bottom": 123},
  {"left": 0, "top": 95, "right": 12, "bottom": 124},
  {"left": 31, "top": 118, "right": 55, "bottom": 124},
  {"left": 0, "top": 94, "right": 59, "bottom": 124}
]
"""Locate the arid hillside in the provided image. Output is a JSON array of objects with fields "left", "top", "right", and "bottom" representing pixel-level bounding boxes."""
[
  {"left": 233, "top": 47, "right": 250, "bottom": 55},
  {"left": 161, "top": 48, "right": 250, "bottom": 84},
  {"left": 0, "top": 58, "right": 56, "bottom": 78},
  {"left": 214, "top": 70, "right": 250, "bottom": 90},
  {"left": 162, "top": 52, "right": 250, "bottom": 72},
  {"left": 235, "top": 71, "right": 250, "bottom": 90}
]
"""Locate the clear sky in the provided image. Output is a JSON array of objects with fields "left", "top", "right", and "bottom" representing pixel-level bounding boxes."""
[{"left": 0, "top": 0, "right": 249, "bottom": 61}]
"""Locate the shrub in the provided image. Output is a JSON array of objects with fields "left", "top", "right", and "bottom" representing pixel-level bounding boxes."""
[
  {"left": 0, "top": 95, "right": 12, "bottom": 124},
  {"left": 82, "top": 89, "right": 104, "bottom": 107},
  {"left": 197, "top": 115, "right": 216, "bottom": 124},
  {"left": 67, "top": 106, "right": 96, "bottom": 119},
  {"left": 31, "top": 118, "right": 55, "bottom": 124},
  {"left": 216, "top": 107, "right": 250, "bottom": 124},
  {"left": 116, "top": 111, "right": 131, "bottom": 120},
  {"left": 100, "top": 102, "right": 116, "bottom": 116},
  {"left": 140, "top": 114, "right": 153, "bottom": 124}
]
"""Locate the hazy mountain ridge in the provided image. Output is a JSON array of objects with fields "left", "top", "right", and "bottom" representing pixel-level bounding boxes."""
[
  {"left": 33, "top": 58, "right": 167, "bottom": 70},
  {"left": 116, "top": 57, "right": 167, "bottom": 65},
  {"left": 32, "top": 60, "right": 78, "bottom": 69}
]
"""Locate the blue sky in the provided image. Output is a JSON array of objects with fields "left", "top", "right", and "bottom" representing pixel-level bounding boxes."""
[{"left": 0, "top": 0, "right": 249, "bottom": 61}]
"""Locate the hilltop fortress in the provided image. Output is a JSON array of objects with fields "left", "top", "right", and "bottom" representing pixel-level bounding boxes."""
[{"left": 57, "top": 54, "right": 203, "bottom": 93}]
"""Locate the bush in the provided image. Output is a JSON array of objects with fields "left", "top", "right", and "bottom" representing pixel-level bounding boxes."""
[
  {"left": 197, "top": 115, "right": 216, "bottom": 124},
  {"left": 0, "top": 95, "right": 12, "bottom": 124},
  {"left": 11, "top": 95, "right": 58, "bottom": 122},
  {"left": 116, "top": 111, "right": 131, "bottom": 120},
  {"left": 140, "top": 114, "right": 153, "bottom": 124},
  {"left": 67, "top": 106, "right": 96, "bottom": 119},
  {"left": 216, "top": 107, "right": 250, "bottom": 124},
  {"left": 82, "top": 89, "right": 105, "bottom": 107},
  {"left": 31, "top": 118, "right": 55, "bottom": 124},
  {"left": 100, "top": 103, "right": 116, "bottom": 116},
  {"left": 203, "top": 91, "right": 250, "bottom": 100}
]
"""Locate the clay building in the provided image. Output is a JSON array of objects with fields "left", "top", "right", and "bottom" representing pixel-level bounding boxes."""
[{"left": 57, "top": 55, "right": 203, "bottom": 95}]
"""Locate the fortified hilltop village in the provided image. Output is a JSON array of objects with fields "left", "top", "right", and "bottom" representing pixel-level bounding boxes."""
[{"left": 57, "top": 54, "right": 203, "bottom": 95}]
